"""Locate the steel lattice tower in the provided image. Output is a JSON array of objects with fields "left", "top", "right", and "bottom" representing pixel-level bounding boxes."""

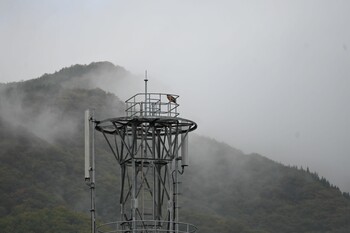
[{"left": 85, "top": 77, "right": 197, "bottom": 233}]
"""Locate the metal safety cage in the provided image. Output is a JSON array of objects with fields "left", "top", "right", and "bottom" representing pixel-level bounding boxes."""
[{"left": 125, "top": 93, "right": 179, "bottom": 117}]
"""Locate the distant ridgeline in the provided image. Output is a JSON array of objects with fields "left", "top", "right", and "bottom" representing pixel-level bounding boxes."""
[{"left": 0, "top": 62, "right": 350, "bottom": 233}]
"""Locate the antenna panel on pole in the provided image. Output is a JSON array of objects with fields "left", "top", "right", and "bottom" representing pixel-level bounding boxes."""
[
  {"left": 85, "top": 109, "right": 91, "bottom": 180},
  {"left": 181, "top": 134, "right": 189, "bottom": 166}
]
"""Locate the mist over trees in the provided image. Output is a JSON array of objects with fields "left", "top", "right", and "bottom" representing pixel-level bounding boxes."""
[{"left": 0, "top": 62, "right": 350, "bottom": 233}]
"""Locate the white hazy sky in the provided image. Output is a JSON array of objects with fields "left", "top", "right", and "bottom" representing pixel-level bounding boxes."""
[{"left": 1, "top": 0, "right": 350, "bottom": 191}]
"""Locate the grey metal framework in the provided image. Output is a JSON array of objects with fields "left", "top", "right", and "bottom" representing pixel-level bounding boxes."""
[{"left": 86, "top": 89, "right": 197, "bottom": 233}]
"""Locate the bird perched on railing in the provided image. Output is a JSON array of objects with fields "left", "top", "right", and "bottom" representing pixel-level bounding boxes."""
[{"left": 167, "top": 94, "right": 177, "bottom": 104}]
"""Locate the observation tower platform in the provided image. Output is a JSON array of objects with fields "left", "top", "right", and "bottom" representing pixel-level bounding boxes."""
[{"left": 85, "top": 79, "right": 198, "bottom": 233}]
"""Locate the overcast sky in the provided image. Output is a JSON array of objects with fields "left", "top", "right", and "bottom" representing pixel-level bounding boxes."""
[{"left": 1, "top": 0, "right": 349, "bottom": 191}]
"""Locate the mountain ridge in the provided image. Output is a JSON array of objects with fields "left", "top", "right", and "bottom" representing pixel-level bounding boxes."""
[{"left": 0, "top": 61, "right": 349, "bottom": 233}]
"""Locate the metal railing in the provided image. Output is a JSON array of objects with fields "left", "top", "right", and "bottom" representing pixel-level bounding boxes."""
[
  {"left": 97, "top": 220, "right": 197, "bottom": 233},
  {"left": 125, "top": 93, "right": 179, "bottom": 117}
]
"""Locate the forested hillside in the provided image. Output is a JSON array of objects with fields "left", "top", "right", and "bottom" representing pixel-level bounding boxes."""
[{"left": 0, "top": 62, "right": 349, "bottom": 233}]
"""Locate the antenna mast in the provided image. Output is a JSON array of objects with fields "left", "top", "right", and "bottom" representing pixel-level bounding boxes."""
[{"left": 144, "top": 70, "right": 148, "bottom": 116}]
